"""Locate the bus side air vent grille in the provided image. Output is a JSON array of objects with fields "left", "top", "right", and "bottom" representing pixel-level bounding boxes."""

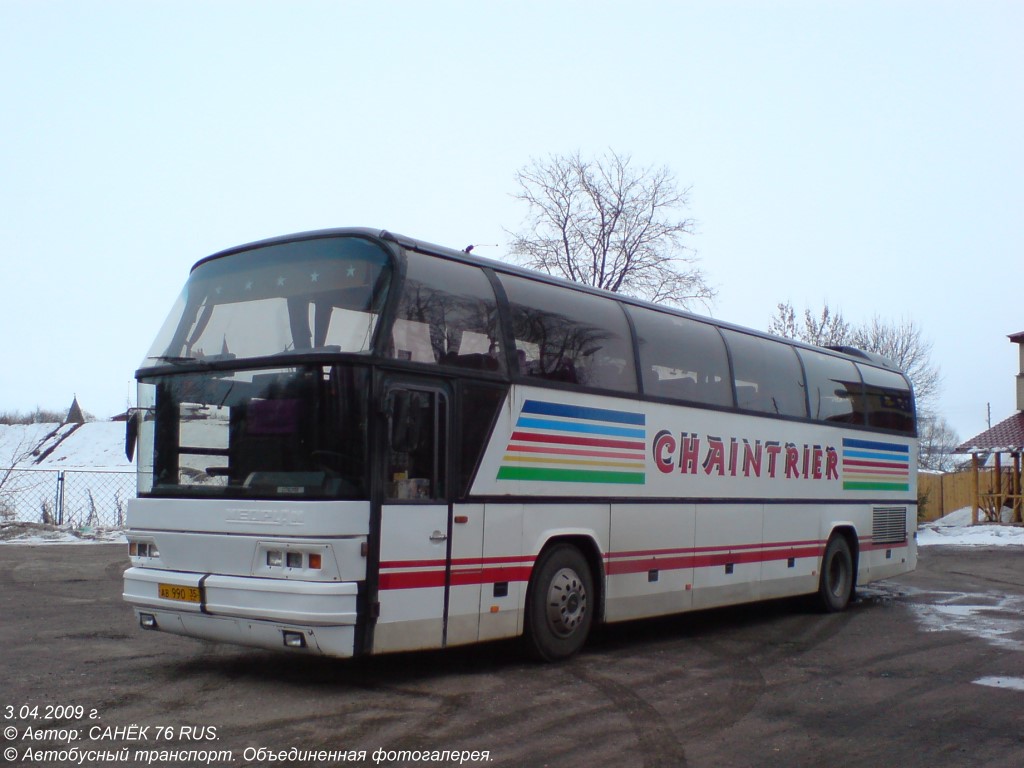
[{"left": 872, "top": 506, "right": 907, "bottom": 544}]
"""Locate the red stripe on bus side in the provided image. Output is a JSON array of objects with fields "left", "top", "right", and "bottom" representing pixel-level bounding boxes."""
[
  {"left": 380, "top": 565, "right": 534, "bottom": 591},
  {"left": 510, "top": 431, "right": 645, "bottom": 451},
  {"left": 607, "top": 539, "right": 825, "bottom": 560},
  {"left": 843, "top": 459, "right": 909, "bottom": 471},
  {"left": 604, "top": 545, "right": 825, "bottom": 575},
  {"left": 378, "top": 539, "right": 911, "bottom": 589},
  {"left": 380, "top": 554, "right": 533, "bottom": 570}
]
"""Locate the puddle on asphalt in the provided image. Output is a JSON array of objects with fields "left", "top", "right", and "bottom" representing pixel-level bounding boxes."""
[
  {"left": 974, "top": 676, "right": 1024, "bottom": 692},
  {"left": 861, "top": 583, "right": 1024, "bottom": 653}
]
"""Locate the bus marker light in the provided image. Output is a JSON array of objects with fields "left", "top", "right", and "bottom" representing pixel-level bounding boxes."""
[
  {"left": 140, "top": 613, "right": 158, "bottom": 629},
  {"left": 282, "top": 631, "right": 306, "bottom": 648},
  {"left": 130, "top": 541, "right": 160, "bottom": 558},
  {"left": 490, "top": 606, "right": 500, "bottom": 613},
  {"left": 308, "top": 553, "right": 322, "bottom": 569}
]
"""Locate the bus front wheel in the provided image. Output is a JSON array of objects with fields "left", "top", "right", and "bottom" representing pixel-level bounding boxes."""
[
  {"left": 524, "top": 544, "right": 594, "bottom": 661},
  {"left": 816, "top": 535, "right": 854, "bottom": 612}
]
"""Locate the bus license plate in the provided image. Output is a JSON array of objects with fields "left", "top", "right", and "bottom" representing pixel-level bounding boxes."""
[{"left": 158, "top": 584, "right": 201, "bottom": 603}]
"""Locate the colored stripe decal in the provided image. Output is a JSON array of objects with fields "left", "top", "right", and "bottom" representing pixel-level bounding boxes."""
[
  {"left": 497, "top": 466, "right": 646, "bottom": 484},
  {"left": 502, "top": 455, "right": 645, "bottom": 470},
  {"left": 843, "top": 438, "right": 910, "bottom": 453},
  {"left": 509, "top": 431, "right": 643, "bottom": 451},
  {"left": 506, "top": 443, "right": 644, "bottom": 460},
  {"left": 498, "top": 399, "right": 647, "bottom": 485},
  {"left": 521, "top": 400, "right": 646, "bottom": 425},
  {"left": 841, "top": 438, "right": 910, "bottom": 491},
  {"left": 516, "top": 417, "right": 646, "bottom": 439}
]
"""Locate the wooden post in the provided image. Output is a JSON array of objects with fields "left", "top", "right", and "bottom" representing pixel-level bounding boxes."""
[
  {"left": 1015, "top": 452, "right": 1022, "bottom": 523},
  {"left": 995, "top": 453, "right": 1003, "bottom": 521},
  {"left": 972, "top": 453, "right": 980, "bottom": 525}
]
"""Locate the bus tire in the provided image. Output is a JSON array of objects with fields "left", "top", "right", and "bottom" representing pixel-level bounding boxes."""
[
  {"left": 816, "top": 535, "right": 854, "bottom": 613},
  {"left": 524, "top": 544, "right": 594, "bottom": 661}
]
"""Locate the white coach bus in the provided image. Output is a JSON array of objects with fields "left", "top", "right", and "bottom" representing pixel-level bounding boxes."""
[{"left": 123, "top": 228, "right": 917, "bottom": 661}]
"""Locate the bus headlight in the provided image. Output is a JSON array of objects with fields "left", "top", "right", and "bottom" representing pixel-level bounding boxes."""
[{"left": 257, "top": 543, "right": 334, "bottom": 577}]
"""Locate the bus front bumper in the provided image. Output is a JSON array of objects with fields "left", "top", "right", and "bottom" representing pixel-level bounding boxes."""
[{"left": 123, "top": 567, "right": 359, "bottom": 656}]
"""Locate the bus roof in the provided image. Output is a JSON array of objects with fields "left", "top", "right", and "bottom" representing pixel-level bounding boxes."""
[{"left": 195, "top": 226, "right": 907, "bottom": 377}]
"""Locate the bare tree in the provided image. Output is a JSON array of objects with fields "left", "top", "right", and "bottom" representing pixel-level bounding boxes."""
[
  {"left": 768, "top": 301, "right": 850, "bottom": 347},
  {"left": 850, "top": 315, "right": 941, "bottom": 418},
  {"left": 0, "top": 430, "right": 45, "bottom": 522},
  {"left": 508, "top": 150, "right": 715, "bottom": 307},
  {"left": 917, "top": 415, "right": 963, "bottom": 473},
  {"left": 768, "top": 301, "right": 942, "bottom": 419},
  {"left": 0, "top": 407, "right": 67, "bottom": 425}
]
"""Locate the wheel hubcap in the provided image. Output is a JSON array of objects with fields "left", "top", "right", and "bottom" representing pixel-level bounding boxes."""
[{"left": 546, "top": 567, "right": 588, "bottom": 638}]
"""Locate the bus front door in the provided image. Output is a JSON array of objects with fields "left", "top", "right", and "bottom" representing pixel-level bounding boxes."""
[{"left": 374, "top": 381, "right": 452, "bottom": 653}]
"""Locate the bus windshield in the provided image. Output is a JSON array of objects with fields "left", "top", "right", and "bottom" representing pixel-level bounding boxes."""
[
  {"left": 136, "top": 364, "right": 370, "bottom": 499},
  {"left": 142, "top": 236, "right": 392, "bottom": 367}
]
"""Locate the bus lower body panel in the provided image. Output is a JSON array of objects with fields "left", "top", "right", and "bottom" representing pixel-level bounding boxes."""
[{"left": 123, "top": 567, "right": 359, "bottom": 657}]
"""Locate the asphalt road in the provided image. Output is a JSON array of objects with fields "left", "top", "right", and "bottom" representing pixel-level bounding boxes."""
[{"left": 1, "top": 543, "right": 1023, "bottom": 768}]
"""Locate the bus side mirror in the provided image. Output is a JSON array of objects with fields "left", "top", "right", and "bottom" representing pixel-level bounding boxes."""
[{"left": 125, "top": 409, "right": 139, "bottom": 462}]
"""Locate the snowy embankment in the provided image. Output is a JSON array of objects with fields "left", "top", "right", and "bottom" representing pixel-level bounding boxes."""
[
  {"left": 1, "top": 421, "right": 133, "bottom": 543},
  {"left": 0, "top": 421, "right": 133, "bottom": 471},
  {"left": 918, "top": 507, "right": 1024, "bottom": 547}
]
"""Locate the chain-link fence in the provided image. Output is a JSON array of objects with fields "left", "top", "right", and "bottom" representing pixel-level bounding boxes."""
[{"left": 0, "top": 468, "right": 135, "bottom": 529}]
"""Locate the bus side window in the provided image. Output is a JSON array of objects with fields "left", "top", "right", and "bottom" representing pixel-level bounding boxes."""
[
  {"left": 388, "top": 254, "right": 504, "bottom": 373},
  {"left": 798, "top": 349, "right": 865, "bottom": 425},
  {"left": 722, "top": 330, "right": 807, "bottom": 418},
  {"left": 859, "top": 364, "right": 916, "bottom": 435},
  {"left": 625, "top": 305, "right": 732, "bottom": 407},
  {"left": 500, "top": 275, "right": 637, "bottom": 393}
]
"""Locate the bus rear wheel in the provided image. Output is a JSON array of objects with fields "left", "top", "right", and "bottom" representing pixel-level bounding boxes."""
[
  {"left": 816, "top": 535, "right": 854, "bottom": 612},
  {"left": 524, "top": 544, "right": 594, "bottom": 661}
]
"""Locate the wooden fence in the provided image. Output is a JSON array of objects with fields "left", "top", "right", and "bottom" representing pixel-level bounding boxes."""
[{"left": 918, "top": 469, "right": 1019, "bottom": 522}]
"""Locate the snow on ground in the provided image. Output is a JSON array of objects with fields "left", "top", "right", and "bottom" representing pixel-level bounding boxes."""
[
  {"left": 918, "top": 507, "right": 1024, "bottom": 548},
  {"left": 0, "top": 521, "right": 125, "bottom": 545}
]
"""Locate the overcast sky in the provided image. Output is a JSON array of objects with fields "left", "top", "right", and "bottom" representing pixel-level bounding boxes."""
[{"left": 1, "top": 0, "right": 1020, "bottom": 444}]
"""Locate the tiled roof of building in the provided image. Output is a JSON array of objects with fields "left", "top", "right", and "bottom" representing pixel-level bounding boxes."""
[{"left": 957, "top": 411, "right": 1024, "bottom": 453}]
